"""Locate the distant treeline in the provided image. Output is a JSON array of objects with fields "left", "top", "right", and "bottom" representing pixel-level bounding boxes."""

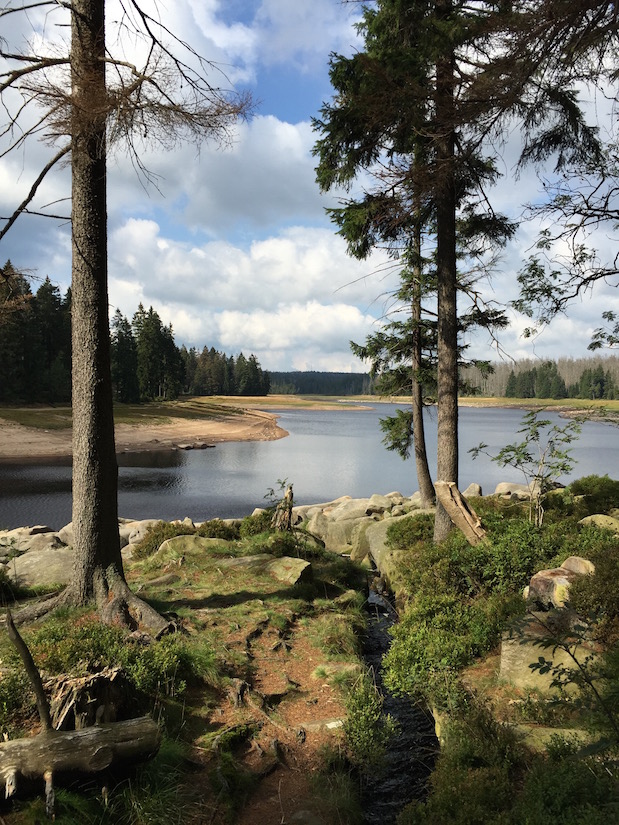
[
  {"left": 269, "top": 371, "right": 372, "bottom": 396},
  {"left": 0, "top": 265, "right": 269, "bottom": 403},
  {"left": 461, "top": 355, "right": 619, "bottom": 400}
]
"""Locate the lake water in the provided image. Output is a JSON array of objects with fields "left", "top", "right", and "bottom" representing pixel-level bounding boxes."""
[{"left": 0, "top": 404, "right": 617, "bottom": 530}]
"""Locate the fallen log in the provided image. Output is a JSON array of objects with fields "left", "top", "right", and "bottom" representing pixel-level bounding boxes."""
[
  {"left": 2, "top": 610, "right": 161, "bottom": 813},
  {"left": 0, "top": 716, "right": 161, "bottom": 797},
  {"left": 434, "top": 481, "right": 487, "bottom": 546}
]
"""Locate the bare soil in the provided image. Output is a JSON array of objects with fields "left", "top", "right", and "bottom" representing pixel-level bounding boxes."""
[{"left": 0, "top": 409, "right": 287, "bottom": 461}]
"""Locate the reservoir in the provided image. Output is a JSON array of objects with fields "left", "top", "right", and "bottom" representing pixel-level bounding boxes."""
[{"left": 0, "top": 404, "right": 617, "bottom": 530}]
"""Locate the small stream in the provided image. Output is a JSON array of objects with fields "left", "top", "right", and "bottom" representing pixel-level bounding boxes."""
[{"left": 359, "top": 590, "right": 438, "bottom": 824}]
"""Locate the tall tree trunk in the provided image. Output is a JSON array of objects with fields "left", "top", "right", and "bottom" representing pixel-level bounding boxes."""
[
  {"left": 433, "top": 0, "right": 459, "bottom": 543},
  {"left": 14, "top": 2, "right": 167, "bottom": 633},
  {"left": 69, "top": 0, "right": 124, "bottom": 605},
  {"left": 411, "top": 222, "right": 435, "bottom": 508}
]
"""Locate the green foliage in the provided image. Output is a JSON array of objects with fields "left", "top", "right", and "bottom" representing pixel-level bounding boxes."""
[
  {"left": 398, "top": 701, "right": 527, "bottom": 825},
  {"left": 0, "top": 667, "right": 33, "bottom": 735},
  {"left": 470, "top": 409, "right": 583, "bottom": 525},
  {"left": 567, "top": 540, "right": 619, "bottom": 645},
  {"left": 131, "top": 521, "right": 195, "bottom": 560},
  {"left": 397, "top": 709, "right": 619, "bottom": 824},
  {"left": 504, "top": 360, "right": 567, "bottom": 399},
  {"left": 196, "top": 518, "right": 240, "bottom": 541},
  {"left": 386, "top": 512, "right": 435, "bottom": 550},
  {"left": 383, "top": 590, "right": 519, "bottom": 704},
  {"left": 344, "top": 671, "right": 398, "bottom": 768},
  {"left": 238, "top": 510, "right": 272, "bottom": 537},
  {"left": 506, "top": 750, "right": 619, "bottom": 825},
  {"left": 456, "top": 518, "right": 564, "bottom": 595},
  {"left": 102, "top": 737, "right": 201, "bottom": 825},
  {"left": 568, "top": 474, "right": 619, "bottom": 515},
  {"left": 382, "top": 507, "right": 616, "bottom": 704},
  {"left": 22, "top": 613, "right": 218, "bottom": 699}
]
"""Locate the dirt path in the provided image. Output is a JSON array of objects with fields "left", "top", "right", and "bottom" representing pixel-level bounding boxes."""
[{"left": 0, "top": 410, "right": 287, "bottom": 462}]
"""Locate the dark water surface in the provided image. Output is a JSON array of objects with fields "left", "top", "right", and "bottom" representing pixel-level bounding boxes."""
[
  {"left": 361, "top": 602, "right": 436, "bottom": 824},
  {"left": 0, "top": 405, "right": 617, "bottom": 530}
]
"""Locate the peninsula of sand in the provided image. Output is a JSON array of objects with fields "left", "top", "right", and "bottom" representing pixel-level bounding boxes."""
[{"left": 0, "top": 407, "right": 288, "bottom": 462}]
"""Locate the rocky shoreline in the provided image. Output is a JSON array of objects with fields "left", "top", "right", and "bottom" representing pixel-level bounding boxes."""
[{"left": 6, "top": 479, "right": 617, "bottom": 593}]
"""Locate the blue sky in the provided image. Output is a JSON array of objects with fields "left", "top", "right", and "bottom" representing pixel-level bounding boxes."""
[{"left": 1, "top": 0, "right": 616, "bottom": 372}]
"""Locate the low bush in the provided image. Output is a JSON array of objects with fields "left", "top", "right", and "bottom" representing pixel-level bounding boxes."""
[
  {"left": 383, "top": 591, "right": 521, "bottom": 704},
  {"left": 131, "top": 521, "right": 194, "bottom": 560},
  {"left": 398, "top": 701, "right": 527, "bottom": 824},
  {"left": 344, "top": 671, "right": 398, "bottom": 768},
  {"left": 238, "top": 509, "right": 272, "bottom": 537},
  {"left": 196, "top": 518, "right": 240, "bottom": 541},
  {"left": 21, "top": 612, "right": 219, "bottom": 700},
  {"left": 569, "top": 474, "right": 619, "bottom": 515},
  {"left": 386, "top": 512, "right": 435, "bottom": 550},
  {"left": 569, "top": 541, "right": 619, "bottom": 645}
]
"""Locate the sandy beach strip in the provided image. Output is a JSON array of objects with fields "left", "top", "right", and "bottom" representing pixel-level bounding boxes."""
[{"left": 0, "top": 409, "right": 288, "bottom": 462}]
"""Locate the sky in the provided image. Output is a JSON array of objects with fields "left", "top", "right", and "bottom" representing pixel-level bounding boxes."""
[{"left": 1, "top": 0, "right": 616, "bottom": 373}]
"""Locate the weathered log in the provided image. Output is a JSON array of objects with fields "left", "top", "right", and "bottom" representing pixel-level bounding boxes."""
[
  {"left": 46, "top": 666, "right": 127, "bottom": 730},
  {"left": 0, "top": 716, "right": 160, "bottom": 798},
  {"left": 434, "top": 481, "right": 487, "bottom": 546},
  {"left": 3, "top": 610, "right": 160, "bottom": 810}
]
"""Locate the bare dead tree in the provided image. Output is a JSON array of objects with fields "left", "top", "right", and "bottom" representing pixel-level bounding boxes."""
[{"left": 1, "top": 0, "right": 251, "bottom": 629}]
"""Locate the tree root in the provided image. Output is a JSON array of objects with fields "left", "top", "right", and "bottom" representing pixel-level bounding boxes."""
[{"left": 12, "top": 582, "right": 174, "bottom": 637}]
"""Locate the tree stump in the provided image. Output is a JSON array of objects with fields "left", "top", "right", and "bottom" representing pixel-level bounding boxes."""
[{"left": 271, "top": 485, "right": 294, "bottom": 531}]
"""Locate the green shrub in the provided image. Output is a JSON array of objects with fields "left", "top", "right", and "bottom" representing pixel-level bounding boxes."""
[
  {"left": 386, "top": 512, "right": 435, "bottom": 550},
  {"left": 0, "top": 667, "right": 33, "bottom": 734},
  {"left": 569, "top": 541, "right": 619, "bottom": 644},
  {"left": 131, "top": 521, "right": 195, "bottom": 560},
  {"left": 196, "top": 518, "right": 240, "bottom": 541},
  {"left": 569, "top": 474, "right": 619, "bottom": 515},
  {"left": 344, "top": 671, "right": 398, "bottom": 768},
  {"left": 398, "top": 701, "right": 527, "bottom": 824},
  {"left": 383, "top": 591, "right": 520, "bottom": 704},
  {"left": 507, "top": 742, "right": 619, "bottom": 825},
  {"left": 239, "top": 509, "right": 272, "bottom": 537},
  {"left": 23, "top": 613, "right": 218, "bottom": 699},
  {"left": 464, "top": 518, "right": 563, "bottom": 594}
]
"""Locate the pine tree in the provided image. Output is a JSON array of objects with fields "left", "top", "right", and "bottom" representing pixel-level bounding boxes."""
[{"left": 110, "top": 310, "right": 140, "bottom": 403}]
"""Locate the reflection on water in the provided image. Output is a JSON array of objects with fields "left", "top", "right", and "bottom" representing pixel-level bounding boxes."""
[
  {"left": 118, "top": 451, "right": 185, "bottom": 469},
  {"left": 0, "top": 405, "right": 617, "bottom": 530}
]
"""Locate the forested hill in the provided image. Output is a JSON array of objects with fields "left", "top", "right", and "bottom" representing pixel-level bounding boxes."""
[
  {"left": 461, "top": 355, "right": 619, "bottom": 399},
  {"left": 269, "top": 371, "right": 372, "bottom": 396}
]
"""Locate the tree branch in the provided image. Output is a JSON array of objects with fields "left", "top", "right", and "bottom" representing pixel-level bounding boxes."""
[
  {"left": 5, "top": 608, "right": 52, "bottom": 732},
  {"left": 0, "top": 143, "right": 70, "bottom": 241}
]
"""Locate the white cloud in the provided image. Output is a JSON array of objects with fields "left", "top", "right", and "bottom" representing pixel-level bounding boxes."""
[
  {"left": 2, "top": 0, "right": 616, "bottom": 374},
  {"left": 254, "top": 0, "right": 363, "bottom": 71}
]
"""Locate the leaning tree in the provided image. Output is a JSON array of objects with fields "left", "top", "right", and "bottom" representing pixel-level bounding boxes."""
[{"left": 1, "top": 1, "right": 250, "bottom": 629}]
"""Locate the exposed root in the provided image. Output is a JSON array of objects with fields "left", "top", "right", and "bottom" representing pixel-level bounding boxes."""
[{"left": 12, "top": 581, "right": 174, "bottom": 637}]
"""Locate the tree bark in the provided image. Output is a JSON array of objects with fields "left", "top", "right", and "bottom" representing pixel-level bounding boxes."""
[
  {"left": 433, "top": 0, "right": 459, "bottom": 543},
  {"left": 411, "top": 221, "right": 435, "bottom": 508},
  {"left": 69, "top": 0, "right": 123, "bottom": 607},
  {"left": 0, "top": 717, "right": 161, "bottom": 798}
]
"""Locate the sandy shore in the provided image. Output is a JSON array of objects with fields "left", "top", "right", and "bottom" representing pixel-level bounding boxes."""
[{"left": 0, "top": 409, "right": 288, "bottom": 462}]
